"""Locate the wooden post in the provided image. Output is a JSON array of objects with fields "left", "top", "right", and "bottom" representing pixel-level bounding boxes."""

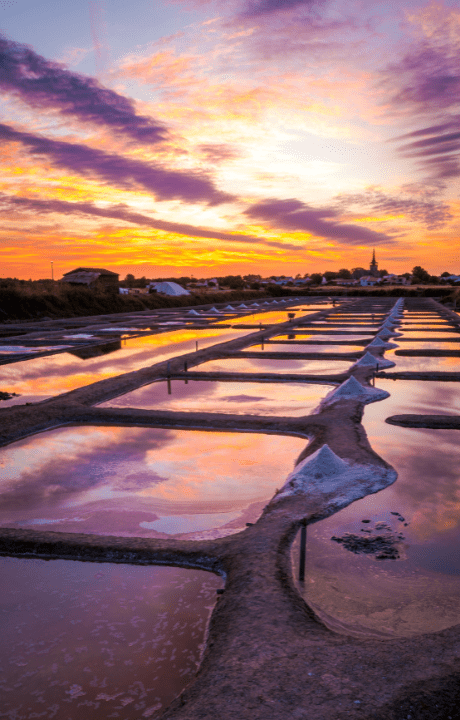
[{"left": 299, "top": 522, "right": 307, "bottom": 582}]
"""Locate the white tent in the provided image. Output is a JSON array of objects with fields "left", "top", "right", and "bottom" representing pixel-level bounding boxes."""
[{"left": 152, "top": 282, "right": 190, "bottom": 296}]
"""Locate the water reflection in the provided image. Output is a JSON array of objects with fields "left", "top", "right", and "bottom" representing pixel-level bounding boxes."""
[
  {"left": 0, "top": 557, "right": 222, "bottom": 719},
  {"left": 396, "top": 342, "right": 460, "bottom": 350},
  {"left": 246, "top": 343, "right": 364, "bottom": 353},
  {"left": 224, "top": 311, "right": 314, "bottom": 325},
  {"left": 0, "top": 426, "right": 305, "bottom": 538},
  {"left": 100, "top": 379, "right": 332, "bottom": 416},
  {"left": 273, "top": 334, "right": 372, "bottom": 342},
  {"left": 293, "top": 379, "right": 460, "bottom": 637},
  {"left": 386, "top": 349, "right": 460, "bottom": 371},
  {"left": 195, "top": 357, "right": 352, "bottom": 375},
  {"left": 0, "top": 328, "right": 249, "bottom": 405}
]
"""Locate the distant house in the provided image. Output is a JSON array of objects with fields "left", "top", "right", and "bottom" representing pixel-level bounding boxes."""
[
  {"left": 381, "top": 274, "right": 410, "bottom": 285},
  {"left": 60, "top": 267, "right": 119, "bottom": 293},
  {"left": 360, "top": 276, "right": 379, "bottom": 287}
]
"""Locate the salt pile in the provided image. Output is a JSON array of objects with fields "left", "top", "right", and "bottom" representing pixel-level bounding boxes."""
[
  {"left": 207, "top": 307, "right": 221, "bottom": 314},
  {"left": 351, "top": 352, "right": 395, "bottom": 369},
  {"left": 238, "top": 304, "right": 248, "bottom": 308},
  {"left": 367, "top": 337, "right": 398, "bottom": 349},
  {"left": 224, "top": 305, "right": 235, "bottom": 311},
  {"left": 251, "top": 303, "right": 260, "bottom": 307},
  {"left": 322, "top": 375, "right": 390, "bottom": 406},
  {"left": 274, "top": 444, "right": 397, "bottom": 504},
  {"left": 378, "top": 327, "right": 402, "bottom": 338},
  {"left": 187, "top": 309, "right": 201, "bottom": 316}
]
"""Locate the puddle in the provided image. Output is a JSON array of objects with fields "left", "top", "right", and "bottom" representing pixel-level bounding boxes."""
[
  {"left": 273, "top": 334, "right": 372, "bottom": 341},
  {"left": 100, "top": 379, "right": 332, "bottom": 416},
  {"left": 195, "top": 357, "right": 352, "bottom": 375},
  {"left": 396, "top": 342, "right": 460, "bottom": 350},
  {"left": 0, "top": 345, "right": 68, "bottom": 355},
  {"left": 292, "top": 379, "right": 460, "bottom": 638},
  {"left": 400, "top": 330, "right": 459, "bottom": 337},
  {"left": 0, "top": 328, "right": 249, "bottom": 405},
  {"left": 0, "top": 426, "right": 306, "bottom": 538},
  {"left": 386, "top": 349, "right": 460, "bottom": 371},
  {"left": 224, "top": 311, "right": 316, "bottom": 325},
  {"left": 306, "top": 324, "right": 379, "bottom": 331},
  {"left": 246, "top": 343, "right": 364, "bottom": 353},
  {"left": 0, "top": 556, "right": 222, "bottom": 719}
]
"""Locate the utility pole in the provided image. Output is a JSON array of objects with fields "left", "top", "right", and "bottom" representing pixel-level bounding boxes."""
[{"left": 51, "top": 262, "right": 54, "bottom": 281}]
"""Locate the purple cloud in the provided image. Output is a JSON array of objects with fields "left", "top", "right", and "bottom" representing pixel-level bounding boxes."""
[
  {"left": 241, "top": 0, "right": 321, "bottom": 17},
  {"left": 393, "top": 121, "right": 460, "bottom": 141},
  {"left": 335, "top": 188, "right": 452, "bottom": 230},
  {"left": 198, "top": 143, "right": 243, "bottom": 163},
  {"left": 0, "top": 193, "right": 301, "bottom": 250},
  {"left": 0, "top": 34, "right": 167, "bottom": 144},
  {"left": 384, "top": 44, "right": 460, "bottom": 114},
  {"left": 390, "top": 121, "right": 460, "bottom": 181},
  {"left": 244, "top": 197, "right": 393, "bottom": 244},
  {"left": 0, "top": 123, "right": 233, "bottom": 204}
]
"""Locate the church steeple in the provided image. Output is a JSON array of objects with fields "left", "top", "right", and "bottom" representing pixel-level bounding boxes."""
[{"left": 370, "top": 249, "right": 378, "bottom": 277}]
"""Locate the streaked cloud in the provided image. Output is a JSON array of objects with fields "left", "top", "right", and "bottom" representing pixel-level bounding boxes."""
[
  {"left": 240, "top": 0, "right": 324, "bottom": 18},
  {"left": 335, "top": 186, "right": 453, "bottom": 229},
  {"left": 0, "top": 34, "right": 168, "bottom": 144},
  {"left": 0, "top": 124, "right": 233, "bottom": 204},
  {"left": 244, "top": 197, "right": 394, "bottom": 244},
  {"left": 0, "top": 192, "right": 300, "bottom": 250}
]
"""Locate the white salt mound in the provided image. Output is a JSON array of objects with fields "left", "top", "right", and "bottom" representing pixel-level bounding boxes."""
[
  {"left": 274, "top": 443, "right": 397, "bottom": 503},
  {"left": 351, "top": 352, "right": 395, "bottom": 369},
  {"left": 368, "top": 337, "right": 394, "bottom": 348},
  {"left": 322, "top": 375, "right": 390, "bottom": 406},
  {"left": 187, "top": 309, "right": 201, "bottom": 315},
  {"left": 299, "top": 444, "right": 350, "bottom": 477},
  {"left": 225, "top": 305, "right": 235, "bottom": 311}
]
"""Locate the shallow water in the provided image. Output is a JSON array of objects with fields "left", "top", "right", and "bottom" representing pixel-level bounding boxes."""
[
  {"left": 293, "top": 379, "right": 460, "bottom": 638},
  {"left": 273, "top": 333, "right": 372, "bottom": 341},
  {"left": 0, "top": 426, "right": 306, "bottom": 538},
  {"left": 400, "top": 330, "right": 459, "bottom": 337},
  {"left": 246, "top": 343, "right": 364, "bottom": 353},
  {"left": 306, "top": 323, "right": 380, "bottom": 331},
  {"left": 396, "top": 341, "right": 460, "bottom": 350},
  {"left": 0, "top": 328, "right": 250, "bottom": 406},
  {"left": 224, "top": 310, "right": 316, "bottom": 325},
  {"left": 386, "top": 349, "right": 460, "bottom": 371},
  {"left": 100, "top": 379, "right": 332, "bottom": 416},
  {"left": 0, "top": 557, "right": 222, "bottom": 719},
  {"left": 195, "top": 356, "right": 352, "bottom": 375}
]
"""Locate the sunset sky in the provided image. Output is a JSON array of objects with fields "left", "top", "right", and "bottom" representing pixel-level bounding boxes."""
[{"left": 1, "top": 0, "right": 459, "bottom": 280}]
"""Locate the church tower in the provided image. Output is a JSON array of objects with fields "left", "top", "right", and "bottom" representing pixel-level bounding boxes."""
[{"left": 369, "top": 249, "right": 378, "bottom": 277}]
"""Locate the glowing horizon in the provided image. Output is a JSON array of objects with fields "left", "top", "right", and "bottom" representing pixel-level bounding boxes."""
[{"left": 1, "top": 0, "right": 459, "bottom": 280}]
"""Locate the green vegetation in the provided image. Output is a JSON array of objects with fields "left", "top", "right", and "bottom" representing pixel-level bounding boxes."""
[{"left": 0, "top": 279, "right": 273, "bottom": 322}]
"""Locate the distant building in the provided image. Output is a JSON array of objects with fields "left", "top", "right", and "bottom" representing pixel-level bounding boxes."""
[
  {"left": 360, "top": 275, "right": 379, "bottom": 287},
  {"left": 369, "top": 249, "right": 379, "bottom": 277},
  {"left": 149, "top": 281, "right": 190, "bottom": 296},
  {"left": 381, "top": 274, "right": 410, "bottom": 285},
  {"left": 60, "top": 267, "right": 119, "bottom": 293}
]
